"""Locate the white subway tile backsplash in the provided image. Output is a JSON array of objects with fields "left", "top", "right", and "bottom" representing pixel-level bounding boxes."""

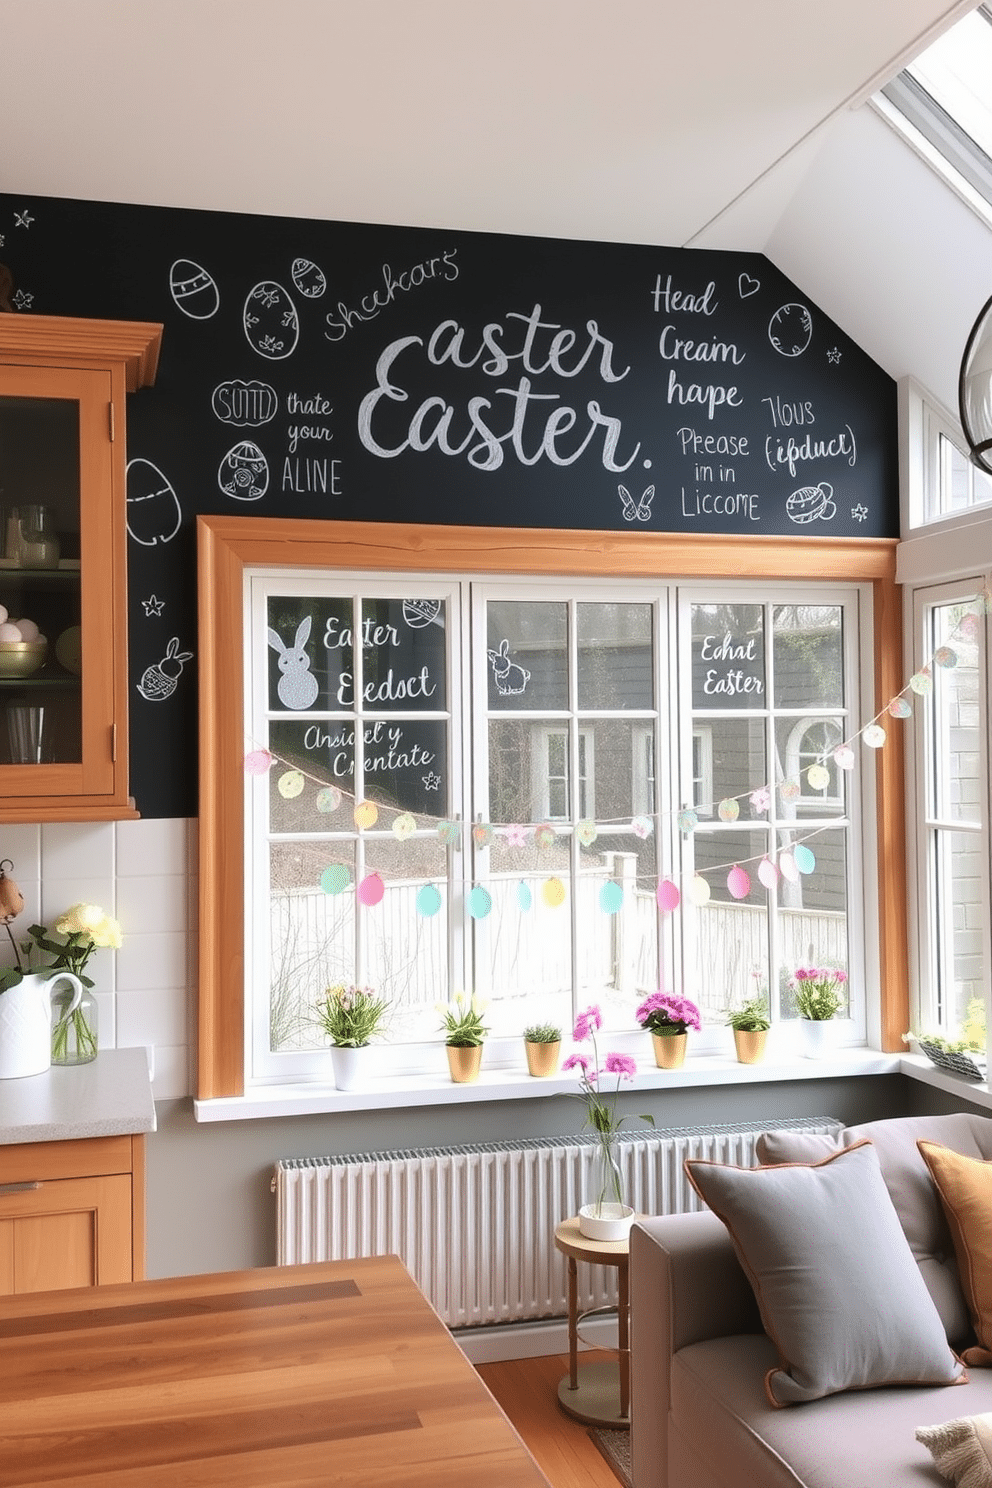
[
  {"left": 40, "top": 878, "right": 116, "bottom": 929},
  {"left": 41, "top": 822, "right": 115, "bottom": 879},
  {"left": 116, "top": 818, "right": 189, "bottom": 877},
  {"left": 116, "top": 985, "right": 188, "bottom": 1049},
  {"left": 0, "top": 823, "right": 41, "bottom": 879},
  {"left": 116, "top": 874, "right": 187, "bottom": 935},
  {"left": 117, "top": 931, "right": 187, "bottom": 992}
]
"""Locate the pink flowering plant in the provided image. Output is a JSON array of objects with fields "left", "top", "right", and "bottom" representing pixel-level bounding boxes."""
[
  {"left": 563, "top": 1005, "right": 654, "bottom": 1210},
  {"left": 636, "top": 991, "right": 702, "bottom": 1037},
  {"left": 791, "top": 967, "right": 847, "bottom": 1021}
]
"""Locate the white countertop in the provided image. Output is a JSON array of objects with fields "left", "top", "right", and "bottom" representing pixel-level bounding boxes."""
[{"left": 0, "top": 1047, "right": 156, "bottom": 1145}]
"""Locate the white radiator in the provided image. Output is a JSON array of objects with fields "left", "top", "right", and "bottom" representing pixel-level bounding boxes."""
[{"left": 273, "top": 1116, "right": 841, "bottom": 1329}]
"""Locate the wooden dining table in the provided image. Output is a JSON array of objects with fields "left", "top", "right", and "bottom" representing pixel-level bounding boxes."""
[{"left": 1, "top": 1253, "right": 551, "bottom": 1486}]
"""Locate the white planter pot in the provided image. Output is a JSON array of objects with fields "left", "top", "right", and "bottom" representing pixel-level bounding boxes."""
[
  {"left": 799, "top": 1017, "right": 836, "bottom": 1060},
  {"left": 0, "top": 972, "right": 82, "bottom": 1079},
  {"left": 330, "top": 1044, "right": 371, "bottom": 1091},
  {"left": 578, "top": 1203, "right": 636, "bottom": 1242}
]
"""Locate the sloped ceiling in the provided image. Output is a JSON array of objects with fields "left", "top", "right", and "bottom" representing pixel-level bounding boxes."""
[{"left": 0, "top": 0, "right": 981, "bottom": 246}]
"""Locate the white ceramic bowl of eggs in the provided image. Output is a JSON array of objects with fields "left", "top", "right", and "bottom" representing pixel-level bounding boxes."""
[{"left": 0, "top": 604, "right": 47, "bottom": 678}]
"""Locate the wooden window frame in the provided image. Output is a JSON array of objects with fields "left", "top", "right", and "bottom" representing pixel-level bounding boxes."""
[{"left": 197, "top": 515, "right": 905, "bottom": 1100}]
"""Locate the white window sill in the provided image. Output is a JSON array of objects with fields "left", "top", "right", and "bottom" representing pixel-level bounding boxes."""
[{"left": 192, "top": 1044, "right": 924, "bottom": 1123}]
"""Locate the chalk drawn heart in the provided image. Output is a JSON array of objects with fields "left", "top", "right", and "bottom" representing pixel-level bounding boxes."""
[{"left": 739, "top": 273, "right": 760, "bottom": 299}]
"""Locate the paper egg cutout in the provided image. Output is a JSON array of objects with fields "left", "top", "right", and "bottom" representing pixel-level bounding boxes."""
[
  {"left": 244, "top": 749, "right": 273, "bottom": 775},
  {"left": 416, "top": 884, "right": 443, "bottom": 918},
  {"left": 757, "top": 856, "right": 778, "bottom": 889},
  {"left": 218, "top": 440, "right": 269, "bottom": 502},
  {"left": 320, "top": 864, "right": 352, "bottom": 895},
  {"left": 472, "top": 823, "right": 493, "bottom": 848},
  {"left": 354, "top": 800, "right": 379, "bottom": 829},
  {"left": 888, "top": 696, "right": 913, "bottom": 719},
  {"left": 393, "top": 812, "right": 417, "bottom": 841},
  {"left": 437, "top": 820, "right": 460, "bottom": 846},
  {"left": 678, "top": 809, "right": 699, "bottom": 836},
  {"left": 862, "top": 723, "right": 886, "bottom": 749},
  {"left": 718, "top": 798, "right": 740, "bottom": 823},
  {"left": 806, "top": 763, "right": 830, "bottom": 792},
  {"left": 277, "top": 769, "right": 305, "bottom": 798},
  {"left": 357, "top": 872, "right": 385, "bottom": 906},
  {"left": 211, "top": 379, "right": 278, "bottom": 427},
  {"left": 688, "top": 875, "right": 711, "bottom": 906},
  {"left": 794, "top": 844, "right": 816, "bottom": 875},
  {"left": 169, "top": 258, "right": 220, "bottom": 319},
  {"left": 600, "top": 881, "right": 623, "bottom": 914},
  {"left": 779, "top": 780, "right": 801, "bottom": 802},
  {"left": 243, "top": 280, "right": 300, "bottom": 360},
  {"left": 910, "top": 669, "right": 932, "bottom": 695},
  {"left": 576, "top": 820, "right": 598, "bottom": 847},
  {"left": 727, "top": 865, "right": 750, "bottom": 900},
  {"left": 768, "top": 301, "right": 813, "bottom": 357},
  {"left": 542, "top": 877, "right": 566, "bottom": 908},
  {"left": 657, "top": 879, "right": 681, "bottom": 912},
  {"left": 467, "top": 886, "right": 492, "bottom": 919},
  {"left": 316, "top": 786, "right": 342, "bottom": 813},
  {"left": 126, "top": 458, "right": 182, "bottom": 547},
  {"left": 959, "top": 612, "right": 980, "bottom": 639},
  {"left": 934, "top": 645, "right": 958, "bottom": 669},
  {"left": 402, "top": 598, "right": 442, "bottom": 629},
  {"left": 534, "top": 824, "right": 557, "bottom": 849},
  {"left": 291, "top": 257, "right": 327, "bottom": 298},
  {"left": 631, "top": 815, "right": 653, "bottom": 839},
  {"left": 779, "top": 851, "right": 799, "bottom": 882},
  {"left": 514, "top": 881, "right": 531, "bottom": 912},
  {"left": 834, "top": 744, "right": 855, "bottom": 771}
]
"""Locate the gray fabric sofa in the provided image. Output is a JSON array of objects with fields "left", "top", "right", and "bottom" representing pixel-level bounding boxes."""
[{"left": 629, "top": 1111, "right": 992, "bottom": 1488}]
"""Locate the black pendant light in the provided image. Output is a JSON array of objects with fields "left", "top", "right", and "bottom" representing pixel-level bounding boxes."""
[{"left": 959, "top": 291, "right": 992, "bottom": 475}]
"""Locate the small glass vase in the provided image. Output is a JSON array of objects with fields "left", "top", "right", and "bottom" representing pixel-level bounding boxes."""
[
  {"left": 578, "top": 1130, "right": 635, "bottom": 1240},
  {"left": 51, "top": 984, "right": 98, "bottom": 1065}
]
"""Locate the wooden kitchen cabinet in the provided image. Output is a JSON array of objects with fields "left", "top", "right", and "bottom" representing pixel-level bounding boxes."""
[
  {"left": 0, "top": 1133, "right": 145, "bottom": 1294},
  {"left": 0, "top": 316, "right": 161, "bottom": 820}
]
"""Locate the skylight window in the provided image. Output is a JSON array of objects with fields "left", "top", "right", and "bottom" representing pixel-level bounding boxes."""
[{"left": 879, "top": 5, "right": 992, "bottom": 211}]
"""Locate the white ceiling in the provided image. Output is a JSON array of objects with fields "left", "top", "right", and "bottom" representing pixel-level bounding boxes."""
[{"left": 0, "top": 0, "right": 981, "bottom": 247}]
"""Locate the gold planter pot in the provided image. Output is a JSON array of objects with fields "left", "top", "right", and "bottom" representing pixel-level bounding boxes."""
[
  {"left": 446, "top": 1043, "right": 483, "bottom": 1083},
  {"left": 651, "top": 1031, "right": 688, "bottom": 1069},
  {"left": 733, "top": 1028, "right": 767, "bottom": 1064},
  {"left": 524, "top": 1039, "right": 561, "bottom": 1077}
]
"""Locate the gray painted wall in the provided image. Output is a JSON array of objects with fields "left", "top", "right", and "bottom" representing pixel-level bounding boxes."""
[{"left": 146, "top": 1074, "right": 921, "bottom": 1277}]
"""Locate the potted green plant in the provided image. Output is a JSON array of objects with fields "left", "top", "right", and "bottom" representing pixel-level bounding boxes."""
[
  {"left": 791, "top": 967, "right": 847, "bottom": 1058},
  {"left": 317, "top": 983, "right": 390, "bottom": 1090},
  {"left": 724, "top": 994, "right": 771, "bottom": 1064},
  {"left": 522, "top": 1022, "right": 561, "bottom": 1077},
  {"left": 438, "top": 993, "right": 489, "bottom": 1082}
]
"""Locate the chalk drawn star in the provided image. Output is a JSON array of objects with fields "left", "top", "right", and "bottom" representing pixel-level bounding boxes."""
[
  {"left": 852, "top": 504, "right": 869, "bottom": 523},
  {"left": 422, "top": 772, "right": 441, "bottom": 792},
  {"left": 827, "top": 347, "right": 842, "bottom": 364},
  {"left": 14, "top": 210, "right": 34, "bottom": 229},
  {"left": 12, "top": 289, "right": 33, "bottom": 310},
  {"left": 142, "top": 594, "right": 165, "bottom": 617}
]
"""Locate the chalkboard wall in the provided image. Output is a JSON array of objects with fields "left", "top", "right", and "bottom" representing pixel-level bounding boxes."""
[{"left": 0, "top": 193, "right": 898, "bottom": 818}]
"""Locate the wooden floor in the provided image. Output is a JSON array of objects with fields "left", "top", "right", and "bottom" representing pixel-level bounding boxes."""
[{"left": 477, "top": 1352, "right": 622, "bottom": 1488}]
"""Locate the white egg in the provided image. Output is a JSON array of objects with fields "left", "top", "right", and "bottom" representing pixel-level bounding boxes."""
[
  {"left": 15, "top": 618, "right": 38, "bottom": 641},
  {"left": 0, "top": 622, "right": 23, "bottom": 641},
  {"left": 0, "top": 605, "right": 7, "bottom": 624}
]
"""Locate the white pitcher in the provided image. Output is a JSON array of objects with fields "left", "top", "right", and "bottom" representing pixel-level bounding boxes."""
[{"left": 0, "top": 972, "right": 82, "bottom": 1079}]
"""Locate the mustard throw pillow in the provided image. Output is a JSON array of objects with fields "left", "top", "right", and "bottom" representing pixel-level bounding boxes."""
[{"left": 919, "top": 1141, "right": 992, "bottom": 1367}]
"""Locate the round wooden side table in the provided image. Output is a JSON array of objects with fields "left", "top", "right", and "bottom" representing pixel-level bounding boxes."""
[{"left": 553, "top": 1214, "right": 637, "bottom": 1428}]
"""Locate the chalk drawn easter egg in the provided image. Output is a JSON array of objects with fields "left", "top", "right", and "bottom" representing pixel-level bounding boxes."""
[
  {"left": 786, "top": 482, "right": 835, "bottom": 526},
  {"left": 402, "top": 599, "right": 442, "bottom": 629},
  {"left": 218, "top": 440, "right": 269, "bottom": 502},
  {"left": 768, "top": 302, "right": 813, "bottom": 357},
  {"left": 169, "top": 259, "right": 220, "bottom": 320},
  {"left": 243, "top": 281, "right": 299, "bottom": 360},
  {"left": 126, "top": 458, "right": 182, "bottom": 546},
  {"left": 291, "top": 257, "right": 327, "bottom": 299}
]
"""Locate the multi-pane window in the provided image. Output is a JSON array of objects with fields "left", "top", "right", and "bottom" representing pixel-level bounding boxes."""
[
  {"left": 913, "top": 585, "right": 988, "bottom": 1036},
  {"left": 245, "top": 572, "right": 866, "bottom": 1083}
]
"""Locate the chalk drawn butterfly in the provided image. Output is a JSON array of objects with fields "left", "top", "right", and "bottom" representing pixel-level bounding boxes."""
[{"left": 619, "top": 484, "right": 654, "bottom": 523}]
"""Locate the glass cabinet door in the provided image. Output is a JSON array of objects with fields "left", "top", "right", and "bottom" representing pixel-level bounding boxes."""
[{"left": 0, "top": 363, "right": 116, "bottom": 801}]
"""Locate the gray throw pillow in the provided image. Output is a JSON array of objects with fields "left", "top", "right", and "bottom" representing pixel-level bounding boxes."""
[{"left": 685, "top": 1139, "right": 967, "bottom": 1406}]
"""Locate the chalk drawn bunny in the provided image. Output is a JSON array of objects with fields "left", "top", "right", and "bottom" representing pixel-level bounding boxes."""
[
  {"left": 267, "top": 614, "right": 319, "bottom": 710},
  {"left": 487, "top": 638, "right": 531, "bottom": 697},
  {"left": 137, "top": 637, "right": 194, "bottom": 701}
]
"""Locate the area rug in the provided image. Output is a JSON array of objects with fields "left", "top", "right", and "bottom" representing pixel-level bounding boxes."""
[{"left": 589, "top": 1427, "right": 632, "bottom": 1488}]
